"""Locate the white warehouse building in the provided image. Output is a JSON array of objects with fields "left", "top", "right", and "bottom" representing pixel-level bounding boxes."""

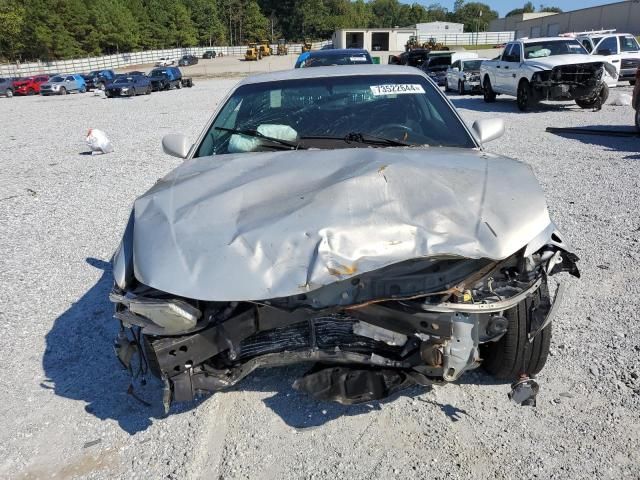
[
  {"left": 331, "top": 28, "right": 417, "bottom": 52},
  {"left": 415, "top": 22, "right": 464, "bottom": 35}
]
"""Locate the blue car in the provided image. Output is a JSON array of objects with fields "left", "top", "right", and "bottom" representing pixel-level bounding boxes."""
[
  {"left": 148, "top": 67, "right": 183, "bottom": 91},
  {"left": 294, "top": 49, "right": 373, "bottom": 68},
  {"left": 40, "top": 74, "right": 86, "bottom": 95},
  {"left": 105, "top": 75, "right": 152, "bottom": 97}
]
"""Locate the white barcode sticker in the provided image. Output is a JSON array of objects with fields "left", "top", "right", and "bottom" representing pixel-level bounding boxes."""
[{"left": 370, "top": 84, "right": 425, "bottom": 96}]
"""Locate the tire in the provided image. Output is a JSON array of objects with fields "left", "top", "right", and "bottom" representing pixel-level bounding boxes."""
[
  {"left": 483, "top": 76, "right": 496, "bottom": 103},
  {"left": 458, "top": 80, "right": 465, "bottom": 95},
  {"left": 98, "top": 82, "right": 105, "bottom": 91},
  {"left": 630, "top": 80, "right": 636, "bottom": 86},
  {"left": 635, "top": 107, "right": 640, "bottom": 132},
  {"left": 516, "top": 79, "right": 531, "bottom": 111},
  {"left": 444, "top": 80, "right": 451, "bottom": 92},
  {"left": 575, "top": 83, "right": 609, "bottom": 109},
  {"left": 130, "top": 88, "right": 136, "bottom": 97},
  {"left": 59, "top": 87, "right": 67, "bottom": 95},
  {"left": 481, "top": 281, "right": 552, "bottom": 380},
  {"left": 79, "top": 86, "right": 86, "bottom": 93},
  {"left": 5, "top": 88, "right": 13, "bottom": 98},
  {"left": 145, "top": 86, "right": 151, "bottom": 95},
  {"left": 28, "top": 88, "right": 36, "bottom": 96}
]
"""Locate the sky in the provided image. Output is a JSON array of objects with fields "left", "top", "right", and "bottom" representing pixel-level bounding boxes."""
[{"left": 414, "top": 0, "right": 615, "bottom": 17}]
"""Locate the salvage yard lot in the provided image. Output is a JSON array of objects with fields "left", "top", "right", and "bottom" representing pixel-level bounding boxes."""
[{"left": 1, "top": 80, "right": 639, "bottom": 479}]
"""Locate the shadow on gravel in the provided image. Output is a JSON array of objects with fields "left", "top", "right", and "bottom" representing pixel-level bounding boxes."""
[
  {"left": 545, "top": 126, "right": 640, "bottom": 154},
  {"left": 450, "top": 96, "right": 576, "bottom": 114},
  {"left": 42, "top": 257, "right": 181, "bottom": 435}
]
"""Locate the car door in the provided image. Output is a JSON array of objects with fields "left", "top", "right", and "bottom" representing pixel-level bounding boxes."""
[
  {"left": 65, "top": 75, "right": 77, "bottom": 91},
  {"left": 448, "top": 60, "right": 460, "bottom": 89},
  {"left": 493, "top": 43, "right": 514, "bottom": 93},
  {"left": 501, "top": 43, "right": 521, "bottom": 95},
  {"left": 595, "top": 36, "right": 621, "bottom": 75}
]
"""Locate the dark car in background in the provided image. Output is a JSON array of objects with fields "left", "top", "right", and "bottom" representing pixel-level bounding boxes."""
[
  {"left": 178, "top": 55, "right": 198, "bottom": 67},
  {"left": 148, "top": 67, "right": 183, "bottom": 91},
  {"left": 1, "top": 77, "right": 15, "bottom": 97},
  {"left": 105, "top": 75, "right": 152, "bottom": 97},
  {"left": 13, "top": 75, "right": 50, "bottom": 95},
  {"left": 392, "top": 49, "right": 430, "bottom": 67},
  {"left": 295, "top": 49, "right": 372, "bottom": 68},
  {"left": 82, "top": 69, "right": 116, "bottom": 90},
  {"left": 202, "top": 50, "right": 217, "bottom": 59},
  {"left": 420, "top": 55, "right": 452, "bottom": 86}
]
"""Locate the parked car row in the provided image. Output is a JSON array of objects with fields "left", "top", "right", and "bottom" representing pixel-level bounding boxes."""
[{"left": 1, "top": 67, "right": 193, "bottom": 99}]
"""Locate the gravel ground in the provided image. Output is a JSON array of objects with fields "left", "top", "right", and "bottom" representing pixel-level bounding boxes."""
[{"left": 0, "top": 79, "right": 638, "bottom": 480}]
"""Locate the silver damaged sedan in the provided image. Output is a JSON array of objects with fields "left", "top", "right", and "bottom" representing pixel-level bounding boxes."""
[{"left": 110, "top": 66, "right": 580, "bottom": 409}]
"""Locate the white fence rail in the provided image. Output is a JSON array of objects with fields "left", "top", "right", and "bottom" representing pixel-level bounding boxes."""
[
  {"left": 0, "top": 40, "right": 332, "bottom": 78},
  {"left": 417, "top": 31, "right": 514, "bottom": 45}
]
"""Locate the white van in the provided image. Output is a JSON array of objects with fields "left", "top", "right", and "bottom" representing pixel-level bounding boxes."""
[{"left": 576, "top": 32, "right": 640, "bottom": 85}]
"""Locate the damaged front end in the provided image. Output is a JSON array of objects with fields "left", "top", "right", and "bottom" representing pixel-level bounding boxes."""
[
  {"left": 530, "top": 62, "right": 610, "bottom": 103},
  {"left": 110, "top": 234, "right": 579, "bottom": 408}
]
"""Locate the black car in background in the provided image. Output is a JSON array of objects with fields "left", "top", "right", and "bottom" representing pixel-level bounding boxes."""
[
  {"left": 420, "top": 56, "right": 451, "bottom": 86},
  {"left": 178, "top": 55, "right": 198, "bottom": 66},
  {"left": 202, "top": 50, "right": 217, "bottom": 59},
  {"left": 105, "top": 75, "right": 152, "bottom": 97},
  {"left": 148, "top": 67, "right": 183, "bottom": 91},
  {"left": 82, "top": 69, "right": 116, "bottom": 90},
  {"left": 391, "top": 49, "right": 430, "bottom": 67}
]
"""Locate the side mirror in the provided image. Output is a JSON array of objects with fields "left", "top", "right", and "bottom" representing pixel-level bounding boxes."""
[
  {"left": 472, "top": 118, "right": 505, "bottom": 144},
  {"left": 596, "top": 48, "right": 611, "bottom": 56},
  {"left": 162, "top": 134, "right": 191, "bottom": 159}
]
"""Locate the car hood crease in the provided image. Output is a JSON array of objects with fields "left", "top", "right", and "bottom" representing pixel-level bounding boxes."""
[{"left": 132, "top": 147, "right": 552, "bottom": 301}]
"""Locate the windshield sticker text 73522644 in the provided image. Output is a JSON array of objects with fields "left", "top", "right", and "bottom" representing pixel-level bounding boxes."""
[{"left": 370, "top": 84, "right": 426, "bottom": 96}]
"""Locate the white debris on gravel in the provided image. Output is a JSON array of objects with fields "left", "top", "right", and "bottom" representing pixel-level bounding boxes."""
[{"left": 0, "top": 81, "right": 639, "bottom": 480}]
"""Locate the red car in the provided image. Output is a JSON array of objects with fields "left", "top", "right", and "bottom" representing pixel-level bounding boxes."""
[{"left": 13, "top": 75, "right": 50, "bottom": 96}]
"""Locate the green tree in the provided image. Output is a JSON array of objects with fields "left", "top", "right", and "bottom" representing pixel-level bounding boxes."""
[
  {"left": 0, "top": 0, "right": 26, "bottom": 60},
  {"left": 450, "top": 2, "right": 498, "bottom": 32}
]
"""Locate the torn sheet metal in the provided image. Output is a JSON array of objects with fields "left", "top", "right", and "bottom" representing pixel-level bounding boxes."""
[{"left": 132, "top": 147, "right": 551, "bottom": 301}]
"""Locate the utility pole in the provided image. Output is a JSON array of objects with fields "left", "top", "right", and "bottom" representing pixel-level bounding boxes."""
[{"left": 476, "top": 8, "right": 482, "bottom": 47}]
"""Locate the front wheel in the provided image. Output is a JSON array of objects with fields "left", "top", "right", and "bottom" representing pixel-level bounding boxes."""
[
  {"left": 635, "top": 107, "right": 640, "bottom": 132},
  {"left": 517, "top": 80, "right": 531, "bottom": 111},
  {"left": 630, "top": 80, "right": 636, "bottom": 86},
  {"left": 575, "top": 83, "right": 609, "bottom": 109},
  {"left": 6, "top": 88, "right": 13, "bottom": 98},
  {"left": 79, "top": 86, "right": 86, "bottom": 93},
  {"left": 28, "top": 88, "right": 36, "bottom": 96},
  {"left": 59, "top": 87, "right": 67, "bottom": 95},
  {"left": 481, "top": 281, "right": 552, "bottom": 380},
  {"left": 483, "top": 77, "right": 496, "bottom": 103}
]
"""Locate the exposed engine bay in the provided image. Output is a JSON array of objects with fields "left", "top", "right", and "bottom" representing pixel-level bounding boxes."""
[
  {"left": 111, "top": 241, "right": 579, "bottom": 409},
  {"left": 530, "top": 62, "right": 607, "bottom": 102}
]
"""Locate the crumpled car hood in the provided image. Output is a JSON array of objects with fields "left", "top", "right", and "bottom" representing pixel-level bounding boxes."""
[
  {"left": 525, "top": 54, "right": 606, "bottom": 70},
  {"left": 132, "top": 147, "right": 551, "bottom": 301}
]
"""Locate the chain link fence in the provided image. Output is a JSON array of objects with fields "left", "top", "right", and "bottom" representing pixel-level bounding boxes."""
[{"left": 0, "top": 40, "right": 332, "bottom": 78}]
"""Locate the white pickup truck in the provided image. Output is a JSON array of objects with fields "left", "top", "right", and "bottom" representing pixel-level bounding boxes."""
[
  {"left": 576, "top": 32, "right": 640, "bottom": 86},
  {"left": 480, "top": 37, "right": 617, "bottom": 111}
]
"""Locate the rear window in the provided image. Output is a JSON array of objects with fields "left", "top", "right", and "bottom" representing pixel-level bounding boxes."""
[
  {"left": 301, "top": 53, "right": 371, "bottom": 68},
  {"left": 620, "top": 35, "right": 640, "bottom": 52}
]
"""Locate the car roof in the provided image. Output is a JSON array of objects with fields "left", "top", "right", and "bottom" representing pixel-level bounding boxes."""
[
  {"left": 308, "top": 49, "right": 370, "bottom": 57},
  {"left": 239, "top": 65, "right": 428, "bottom": 86}
]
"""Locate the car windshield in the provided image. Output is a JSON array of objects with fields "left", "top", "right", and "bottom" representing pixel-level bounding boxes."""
[
  {"left": 114, "top": 77, "right": 132, "bottom": 84},
  {"left": 462, "top": 60, "right": 483, "bottom": 70},
  {"left": 194, "top": 74, "right": 475, "bottom": 157},
  {"left": 301, "top": 54, "right": 370, "bottom": 68},
  {"left": 50, "top": 76, "right": 64, "bottom": 82},
  {"left": 151, "top": 69, "right": 167, "bottom": 76},
  {"left": 524, "top": 40, "right": 588, "bottom": 58},
  {"left": 88, "top": 71, "right": 101, "bottom": 76},
  {"left": 620, "top": 35, "right": 640, "bottom": 52}
]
